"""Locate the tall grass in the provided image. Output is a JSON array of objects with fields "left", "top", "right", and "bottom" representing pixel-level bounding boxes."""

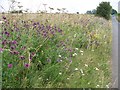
[{"left": 1, "top": 13, "right": 112, "bottom": 88}]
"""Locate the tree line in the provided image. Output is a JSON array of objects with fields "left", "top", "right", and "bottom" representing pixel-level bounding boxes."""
[{"left": 86, "top": 1, "right": 117, "bottom": 20}]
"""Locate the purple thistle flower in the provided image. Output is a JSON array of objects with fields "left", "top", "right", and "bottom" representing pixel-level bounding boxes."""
[
  {"left": 31, "top": 52, "right": 35, "bottom": 56},
  {"left": 10, "top": 50, "right": 19, "bottom": 55},
  {"left": 51, "top": 31, "right": 54, "bottom": 35},
  {"left": 24, "top": 63, "right": 30, "bottom": 68},
  {"left": 21, "top": 46, "right": 26, "bottom": 50},
  {"left": 41, "top": 24, "right": 45, "bottom": 30},
  {"left": 68, "top": 48, "right": 73, "bottom": 52},
  {"left": 46, "top": 25, "right": 51, "bottom": 30},
  {"left": 12, "top": 40, "right": 17, "bottom": 44},
  {"left": 2, "top": 40, "right": 7, "bottom": 45},
  {"left": 43, "top": 31, "right": 46, "bottom": 33},
  {"left": 47, "top": 58, "right": 51, "bottom": 62},
  {"left": 0, "top": 48, "right": 3, "bottom": 53},
  {"left": 13, "top": 51, "right": 19, "bottom": 55},
  {"left": 58, "top": 28, "right": 62, "bottom": 32},
  {"left": 20, "top": 56, "right": 25, "bottom": 60},
  {"left": 43, "top": 33, "right": 47, "bottom": 37},
  {"left": 2, "top": 16, "right": 6, "bottom": 20},
  {"left": 10, "top": 46, "right": 16, "bottom": 50},
  {"left": 8, "top": 64, "right": 12, "bottom": 68},
  {"left": 30, "top": 55, "right": 33, "bottom": 60},
  {"left": 69, "top": 60, "right": 72, "bottom": 63},
  {"left": 33, "top": 22, "right": 37, "bottom": 26},
  {"left": 15, "top": 27, "right": 19, "bottom": 31},
  {"left": 5, "top": 31, "right": 10, "bottom": 37}
]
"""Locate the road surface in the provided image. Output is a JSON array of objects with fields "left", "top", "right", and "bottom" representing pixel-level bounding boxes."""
[{"left": 112, "top": 15, "right": 118, "bottom": 88}]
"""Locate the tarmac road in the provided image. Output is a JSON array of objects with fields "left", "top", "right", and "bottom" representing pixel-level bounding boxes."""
[{"left": 112, "top": 15, "right": 118, "bottom": 88}]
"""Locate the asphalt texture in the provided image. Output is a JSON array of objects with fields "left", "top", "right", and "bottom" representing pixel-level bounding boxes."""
[{"left": 112, "top": 15, "right": 118, "bottom": 88}]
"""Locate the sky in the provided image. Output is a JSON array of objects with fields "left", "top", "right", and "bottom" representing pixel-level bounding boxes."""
[{"left": 0, "top": 0, "right": 119, "bottom": 13}]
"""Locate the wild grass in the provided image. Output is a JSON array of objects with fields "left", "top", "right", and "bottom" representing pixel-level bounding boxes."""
[{"left": 0, "top": 13, "right": 112, "bottom": 88}]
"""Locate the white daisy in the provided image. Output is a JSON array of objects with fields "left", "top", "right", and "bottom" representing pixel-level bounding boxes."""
[
  {"left": 75, "top": 68, "right": 78, "bottom": 71},
  {"left": 59, "top": 72, "right": 62, "bottom": 75}
]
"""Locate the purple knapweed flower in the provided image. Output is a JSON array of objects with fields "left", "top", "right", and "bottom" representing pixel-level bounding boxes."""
[
  {"left": 2, "top": 40, "right": 7, "bottom": 45},
  {"left": 5, "top": 31, "right": 10, "bottom": 37},
  {"left": 31, "top": 52, "right": 35, "bottom": 56},
  {"left": 0, "top": 48, "right": 3, "bottom": 53},
  {"left": 43, "top": 33, "right": 47, "bottom": 37},
  {"left": 33, "top": 22, "right": 37, "bottom": 26},
  {"left": 8, "top": 64, "right": 12, "bottom": 68},
  {"left": 58, "top": 28, "right": 62, "bottom": 32},
  {"left": 69, "top": 60, "right": 72, "bottom": 63},
  {"left": 67, "top": 48, "right": 73, "bottom": 52},
  {"left": 10, "top": 46, "right": 16, "bottom": 50},
  {"left": 30, "top": 52, "right": 36, "bottom": 60},
  {"left": 30, "top": 55, "right": 33, "bottom": 60},
  {"left": 46, "top": 25, "right": 51, "bottom": 30},
  {"left": 13, "top": 51, "right": 19, "bottom": 55},
  {"left": 2, "top": 16, "right": 6, "bottom": 20},
  {"left": 12, "top": 40, "right": 17, "bottom": 44},
  {"left": 51, "top": 31, "right": 54, "bottom": 35},
  {"left": 24, "top": 63, "right": 30, "bottom": 68},
  {"left": 47, "top": 58, "right": 51, "bottom": 62},
  {"left": 10, "top": 50, "right": 19, "bottom": 55},
  {"left": 15, "top": 27, "right": 19, "bottom": 31},
  {"left": 21, "top": 46, "right": 26, "bottom": 50},
  {"left": 20, "top": 56, "right": 25, "bottom": 60}
]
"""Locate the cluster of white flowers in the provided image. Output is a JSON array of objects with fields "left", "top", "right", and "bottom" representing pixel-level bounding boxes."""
[
  {"left": 60, "top": 60, "right": 62, "bottom": 62},
  {"left": 75, "top": 68, "right": 78, "bottom": 71},
  {"left": 85, "top": 64, "right": 88, "bottom": 67},
  {"left": 80, "top": 50, "right": 83, "bottom": 53},
  {"left": 80, "top": 50, "right": 84, "bottom": 55},
  {"left": 88, "top": 82, "right": 90, "bottom": 85},
  {"left": 72, "top": 53, "right": 77, "bottom": 56},
  {"left": 80, "top": 69, "right": 85, "bottom": 75},
  {"left": 96, "top": 85, "right": 100, "bottom": 87},
  {"left": 95, "top": 67, "right": 99, "bottom": 71},
  {"left": 75, "top": 48, "right": 79, "bottom": 50},
  {"left": 59, "top": 72, "right": 62, "bottom": 75},
  {"left": 0, "top": 20, "right": 4, "bottom": 24},
  {"left": 106, "top": 85, "right": 109, "bottom": 88},
  {"left": 67, "top": 78, "right": 70, "bottom": 80},
  {"left": 58, "top": 55, "right": 61, "bottom": 57}
]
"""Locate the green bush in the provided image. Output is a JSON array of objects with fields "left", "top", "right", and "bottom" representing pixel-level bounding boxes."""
[
  {"left": 96, "top": 2, "right": 112, "bottom": 20},
  {"left": 118, "top": 13, "right": 120, "bottom": 22}
]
